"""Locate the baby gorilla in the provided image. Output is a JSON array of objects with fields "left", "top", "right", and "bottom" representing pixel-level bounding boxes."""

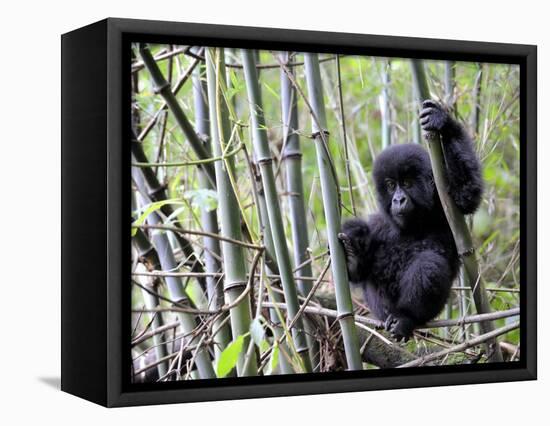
[{"left": 339, "top": 100, "right": 483, "bottom": 341}]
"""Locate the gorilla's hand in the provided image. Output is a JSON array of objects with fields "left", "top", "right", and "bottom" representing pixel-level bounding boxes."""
[
  {"left": 419, "top": 100, "right": 449, "bottom": 132},
  {"left": 338, "top": 232, "right": 358, "bottom": 265},
  {"left": 339, "top": 218, "right": 371, "bottom": 282}
]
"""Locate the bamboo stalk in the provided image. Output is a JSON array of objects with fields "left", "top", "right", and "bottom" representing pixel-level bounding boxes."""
[
  {"left": 335, "top": 54, "right": 357, "bottom": 216},
  {"left": 139, "top": 44, "right": 216, "bottom": 187},
  {"left": 411, "top": 78, "right": 422, "bottom": 144},
  {"left": 192, "top": 61, "right": 232, "bottom": 359},
  {"left": 133, "top": 262, "right": 169, "bottom": 379},
  {"left": 205, "top": 47, "right": 257, "bottom": 376},
  {"left": 379, "top": 59, "right": 391, "bottom": 149},
  {"left": 241, "top": 49, "right": 312, "bottom": 373},
  {"left": 133, "top": 227, "right": 160, "bottom": 271},
  {"left": 279, "top": 51, "right": 320, "bottom": 371},
  {"left": 443, "top": 60, "right": 456, "bottom": 339},
  {"left": 444, "top": 61, "right": 455, "bottom": 110},
  {"left": 303, "top": 53, "right": 363, "bottom": 371},
  {"left": 252, "top": 163, "right": 295, "bottom": 374},
  {"left": 410, "top": 59, "right": 503, "bottom": 362},
  {"left": 470, "top": 63, "right": 483, "bottom": 137},
  {"left": 132, "top": 191, "right": 169, "bottom": 378}
]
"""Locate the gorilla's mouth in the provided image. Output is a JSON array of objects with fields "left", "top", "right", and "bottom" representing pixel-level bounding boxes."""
[{"left": 391, "top": 205, "right": 414, "bottom": 226}]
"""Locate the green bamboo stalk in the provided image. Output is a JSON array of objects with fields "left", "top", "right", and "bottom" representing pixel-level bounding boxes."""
[
  {"left": 303, "top": 53, "right": 363, "bottom": 371},
  {"left": 133, "top": 227, "right": 161, "bottom": 271},
  {"left": 252, "top": 166, "right": 295, "bottom": 374},
  {"left": 458, "top": 266, "right": 471, "bottom": 340},
  {"left": 241, "top": 49, "right": 312, "bottom": 373},
  {"left": 379, "top": 59, "right": 391, "bottom": 149},
  {"left": 132, "top": 192, "right": 169, "bottom": 379},
  {"left": 139, "top": 44, "right": 216, "bottom": 187},
  {"left": 443, "top": 60, "right": 455, "bottom": 337},
  {"left": 410, "top": 59, "right": 503, "bottom": 362},
  {"left": 146, "top": 209, "right": 216, "bottom": 378},
  {"left": 470, "top": 63, "right": 483, "bottom": 137},
  {"left": 133, "top": 261, "right": 169, "bottom": 379},
  {"left": 279, "top": 52, "right": 320, "bottom": 371},
  {"left": 444, "top": 61, "right": 455, "bottom": 110},
  {"left": 335, "top": 54, "right": 357, "bottom": 217},
  {"left": 205, "top": 47, "right": 257, "bottom": 376},
  {"left": 411, "top": 79, "right": 422, "bottom": 144},
  {"left": 191, "top": 62, "right": 232, "bottom": 359}
]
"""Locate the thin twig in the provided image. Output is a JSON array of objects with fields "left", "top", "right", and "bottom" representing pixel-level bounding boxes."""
[
  {"left": 138, "top": 224, "right": 263, "bottom": 250},
  {"left": 398, "top": 321, "right": 519, "bottom": 368}
]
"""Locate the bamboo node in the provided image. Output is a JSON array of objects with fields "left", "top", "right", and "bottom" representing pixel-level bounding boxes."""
[
  {"left": 281, "top": 151, "right": 303, "bottom": 160},
  {"left": 223, "top": 280, "right": 248, "bottom": 292},
  {"left": 148, "top": 184, "right": 168, "bottom": 199},
  {"left": 256, "top": 157, "right": 273, "bottom": 166},
  {"left": 310, "top": 129, "right": 330, "bottom": 140},
  {"left": 153, "top": 81, "right": 171, "bottom": 95}
]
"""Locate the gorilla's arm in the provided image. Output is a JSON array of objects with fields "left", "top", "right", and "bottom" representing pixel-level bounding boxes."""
[
  {"left": 338, "top": 218, "right": 373, "bottom": 283},
  {"left": 420, "top": 100, "right": 483, "bottom": 215},
  {"left": 338, "top": 215, "right": 387, "bottom": 283}
]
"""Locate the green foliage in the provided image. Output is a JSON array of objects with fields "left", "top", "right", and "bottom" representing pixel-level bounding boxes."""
[
  {"left": 216, "top": 334, "right": 246, "bottom": 378},
  {"left": 250, "top": 317, "right": 266, "bottom": 348},
  {"left": 131, "top": 199, "right": 184, "bottom": 236},
  {"left": 183, "top": 189, "right": 218, "bottom": 212}
]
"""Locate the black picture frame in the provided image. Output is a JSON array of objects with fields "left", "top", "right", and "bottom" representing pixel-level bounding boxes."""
[{"left": 61, "top": 17, "right": 537, "bottom": 407}]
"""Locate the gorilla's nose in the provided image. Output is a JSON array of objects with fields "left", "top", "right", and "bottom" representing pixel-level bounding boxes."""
[{"left": 393, "top": 195, "right": 407, "bottom": 207}]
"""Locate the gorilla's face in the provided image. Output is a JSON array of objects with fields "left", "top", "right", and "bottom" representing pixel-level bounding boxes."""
[{"left": 373, "top": 144, "right": 435, "bottom": 228}]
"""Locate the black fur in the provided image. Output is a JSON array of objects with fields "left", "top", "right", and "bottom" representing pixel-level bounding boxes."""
[{"left": 339, "top": 100, "right": 483, "bottom": 341}]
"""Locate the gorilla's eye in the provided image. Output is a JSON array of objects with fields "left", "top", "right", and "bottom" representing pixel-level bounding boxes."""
[
  {"left": 402, "top": 178, "right": 413, "bottom": 189},
  {"left": 385, "top": 179, "right": 396, "bottom": 191}
]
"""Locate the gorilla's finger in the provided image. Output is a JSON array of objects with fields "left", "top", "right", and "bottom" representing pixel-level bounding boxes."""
[
  {"left": 420, "top": 117, "right": 431, "bottom": 125},
  {"left": 422, "top": 99, "right": 438, "bottom": 109},
  {"left": 384, "top": 315, "right": 395, "bottom": 331},
  {"left": 337, "top": 232, "right": 349, "bottom": 242},
  {"left": 419, "top": 107, "right": 435, "bottom": 118},
  {"left": 338, "top": 233, "right": 356, "bottom": 258}
]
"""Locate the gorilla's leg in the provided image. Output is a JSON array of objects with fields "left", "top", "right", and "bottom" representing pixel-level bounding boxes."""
[{"left": 386, "top": 250, "right": 452, "bottom": 341}]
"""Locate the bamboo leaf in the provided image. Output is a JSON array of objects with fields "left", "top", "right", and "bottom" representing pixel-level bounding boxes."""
[
  {"left": 250, "top": 318, "right": 265, "bottom": 348},
  {"left": 270, "top": 343, "right": 279, "bottom": 372},
  {"left": 263, "top": 81, "right": 280, "bottom": 100},
  {"left": 216, "top": 334, "right": 246, "bottom": 378},
  {"left": 185, "top": 281, "right": 208, "bottom": 309},
  {"left": 183, "top": 189, "right": 218, "bottom": 212},
  {"left": 131, "top": 199, "right": 183, "bottom": 236},
  {"left": 260, "top": 339, "right": 270, "bottom": 353}
]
